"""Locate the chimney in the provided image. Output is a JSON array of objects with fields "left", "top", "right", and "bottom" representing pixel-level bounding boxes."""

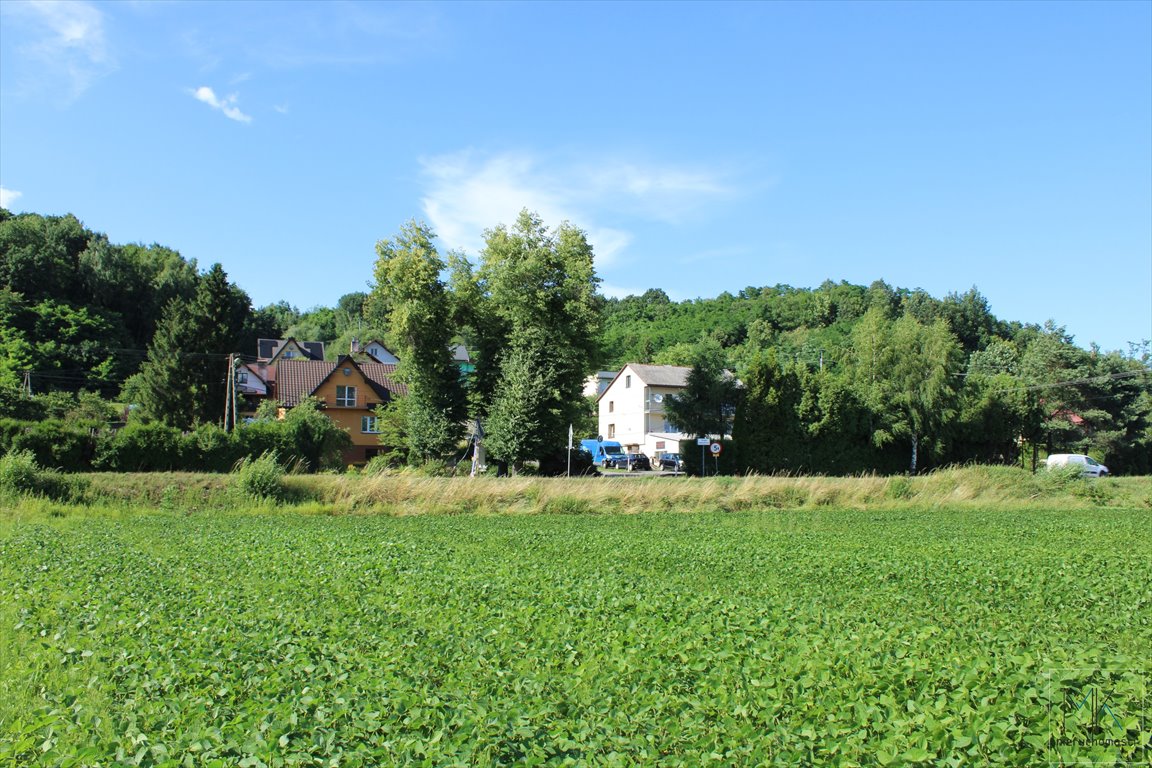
[{"left": 351, "top": 337, "right": 360, "bottom": 354}]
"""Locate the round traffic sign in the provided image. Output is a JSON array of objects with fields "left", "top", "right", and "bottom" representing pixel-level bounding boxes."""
[{"left": 709, "top": 442, "right": 722, "bottom": 456}]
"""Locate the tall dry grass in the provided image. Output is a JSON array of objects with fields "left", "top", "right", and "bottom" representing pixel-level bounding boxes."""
[
  {"left": 288, "top": 464, "right": 1149, "bottom": 515},
  {"left": 69, "top": 465, "right": 1150, "bottom": 516}
]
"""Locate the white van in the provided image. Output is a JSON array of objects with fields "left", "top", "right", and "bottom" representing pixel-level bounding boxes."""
[{"left": 1045, "top": 453, "right": 1110, "bottom": 477}]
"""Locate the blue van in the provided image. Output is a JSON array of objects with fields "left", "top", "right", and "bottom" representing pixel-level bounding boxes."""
[{"left": 579, "top": 439, "right": 625, "bottom": 467}]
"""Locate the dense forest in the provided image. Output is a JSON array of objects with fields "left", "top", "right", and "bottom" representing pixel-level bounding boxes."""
[{"left": 2, "top": 208, "right": 1149, "bottom": 474}]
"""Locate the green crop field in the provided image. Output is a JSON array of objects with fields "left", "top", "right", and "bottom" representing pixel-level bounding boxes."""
[{"left": 1, "top": 502, "right": 1149, "bottom": 767}]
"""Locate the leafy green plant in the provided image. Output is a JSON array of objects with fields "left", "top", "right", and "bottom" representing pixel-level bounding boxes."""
[
  {"left": 0, "top": 449, "right": 86, "bottom": 501},
  {"left": 93, "top": 421, "right": 184, "bottom": 472},
  {"left": 885, "top": 475, "right": 915, "bottom": 499},
  {"left": 1, "top": 504, "right": 1147, "bottom": 765},
  {"left": 233, "top": 451, "right": 285, "bottom": 501},
  {"left": 0, "top": 449, "right": 39, "bottom": 496}
]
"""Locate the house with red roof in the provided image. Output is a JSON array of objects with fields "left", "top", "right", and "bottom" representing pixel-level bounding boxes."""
[{"left": 274, "top": 356, "right": 407, "bottom": 465}]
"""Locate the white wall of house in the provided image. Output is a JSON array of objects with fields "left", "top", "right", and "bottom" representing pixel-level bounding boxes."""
[
  {"left": 583, "top": 371, "right": 617, "bottom": 399},
  {"left": 365, "top": 342, "right": 399, "bottom": 364},
  {"left": 598, "top": 364, "right": 689, "bottom": 459},
  {"left": 236, "top": 365, "right": 268, "bottom": 396}
]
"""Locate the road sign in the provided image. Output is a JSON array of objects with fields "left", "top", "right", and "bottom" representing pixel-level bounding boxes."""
[
  {"left": 697, "top": 437, "right": 710, "bottom": 446},
  {"left": 710, "top": 442, "right": 723, "bottom": 456}
]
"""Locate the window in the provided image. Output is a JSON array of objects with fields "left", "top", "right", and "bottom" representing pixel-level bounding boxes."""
[
  {"left": 608, "top": 424, "right": 616, "bottom": 438},
  {"left": 361, "top": 416, "right": 380, "bottom": 433},
  {"left": 609, "top": 400, "right": 614, "bottom": 413},
  {"left": 625, "top": 375, "right": 631, "bottom": 388},
  {"left": 283, "top": 349, "right": 298, "bottom": 359},
  {"left": 336, "top": 385, "right": 357, "bottom": 407},
  {"left": 236, "top": 371, "right": 248, "bottom": 384}
]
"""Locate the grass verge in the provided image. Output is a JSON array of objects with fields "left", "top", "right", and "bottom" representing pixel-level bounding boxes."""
[{"left": 58, "top": 464, "right": 1152, "bottom": 517}]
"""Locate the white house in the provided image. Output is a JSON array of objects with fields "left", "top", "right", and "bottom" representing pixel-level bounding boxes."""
[
  {"left": 350, "top": 338, "right": 400, "bottom": 364},
  {"left": 597, "top": 364, "right": 692, "bottom": 463},
  {"left": 582, "top": 370, "right": 618, "bottom": 398}
]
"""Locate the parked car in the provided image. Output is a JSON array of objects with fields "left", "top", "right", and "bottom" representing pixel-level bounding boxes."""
[
  {"left": 1045, "top": 453, "right": 1110, "bottom": 477},
  {"left": 623, "top": 453, "right": 651, "bottom": 471},
  {"left": 658, "top": 453, "right": 683, "bottom": 472},
  {"left": 606, "top": 453, "right": 651, "bottom": 471}
]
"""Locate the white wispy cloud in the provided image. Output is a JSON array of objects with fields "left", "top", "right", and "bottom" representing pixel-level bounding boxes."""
[
  {"left": 600, "top": 282, "right": 651, "bottom": 300},
  {"left": 191, "top": 86, "right": 252, "bottom": 123},
  {"left": 1, "top": 0, "right": 116, "bottom": 100},
  {"left": 0, "top": 187, "right": 23, "bottom": 209},
  {"left": 418, "top": 150, "right": 733, "bottom": 267}
]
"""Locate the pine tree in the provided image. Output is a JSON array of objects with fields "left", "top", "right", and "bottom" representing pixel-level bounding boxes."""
[{"left": 127, "top": 264, "right": 249, "bottom": 429}]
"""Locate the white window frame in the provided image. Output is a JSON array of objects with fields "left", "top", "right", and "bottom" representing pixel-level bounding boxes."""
[
  {"left": 336, "top": 385, "right": 357, "bottom": 407},
  {"left": 361, "top": 415, "right": 380, "bottom": 433}
]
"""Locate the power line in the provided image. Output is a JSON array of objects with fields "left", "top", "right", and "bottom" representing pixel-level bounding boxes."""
[{"left": 988, "top": 369, "right": 1148, "bottom": 395}]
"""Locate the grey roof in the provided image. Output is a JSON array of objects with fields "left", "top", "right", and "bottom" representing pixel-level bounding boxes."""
[
  {"left": 627, "top": 364, "right": 692, "bottom": 387},
  {"left": 598, "top": 363, "right": 739, "bottom": 401},
  {"left": 257, "top": 338, "right": 326, "bottom": 362}
]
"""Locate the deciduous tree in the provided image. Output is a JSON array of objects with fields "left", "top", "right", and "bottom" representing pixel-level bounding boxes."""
[{"left": 367, "top": 221, "right": 466, "bottom": 460}]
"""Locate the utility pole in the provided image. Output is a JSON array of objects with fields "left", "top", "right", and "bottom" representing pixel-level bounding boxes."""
[
  {"left": 223, "top": 355, "right": 233, "bottom": 431},
  {"left": 231, "top": 356, "right": 239, "bottom": 431},
  {"left": 223, "top": 354, "right": 240, "bottom": 432}
]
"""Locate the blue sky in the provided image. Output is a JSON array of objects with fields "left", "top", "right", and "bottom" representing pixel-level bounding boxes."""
[{"left": 2, "top": 0, "right": 1149, "bottom": 354}]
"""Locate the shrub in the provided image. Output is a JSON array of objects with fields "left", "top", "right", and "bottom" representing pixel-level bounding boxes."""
[
  {"left": 0, "top": 449, "right": 87, "bottom": 501},
  {"left": 280, "top": 399, "right": 352, "bottom": 472},
  {"left": 0, "top": 418, "right": 27, "bottom": 453},
  {"left": 0, "top": 449, "right": 40, "bottom": 496},
  {"left": 0, "top": 384, "right": 44, "bottom": 420},
  {"left": 885, "top": 475, "right": 915, "bottom": 500},
  {"left": 94, "top": 421, "right": 184, "bottom": 472},
  {"left": 234, "top": 452, "right": 285, "bottom": 502},
  {"left": 1035, "top": 463, "right": 1086, "bottom": 492},
  {"left": 233, "top": 420, "right": 290, "bottom": 465},
  {"left": 8, "top": 418, "right": 97, "bottom": 471},
  {"left": 362, "top": 455, "right": 391, "bottom": 477},
  {"left": 185, "top": 424, "right": 241, "bottom": 472}
]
